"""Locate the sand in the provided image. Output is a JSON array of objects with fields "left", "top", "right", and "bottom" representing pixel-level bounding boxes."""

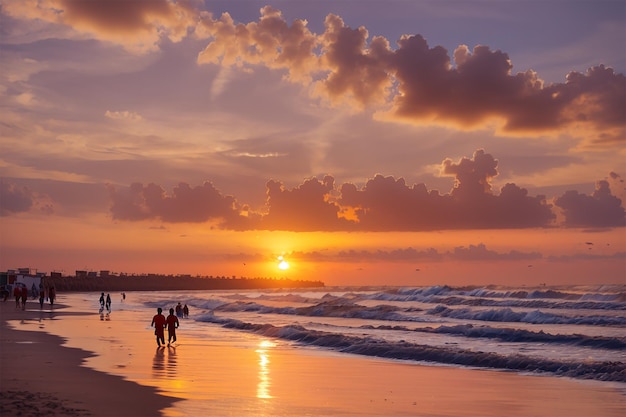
[
  {"left": 0, "top": 301, "right": 178, "bottom": 417},
  {"left": 1, "top": 294, "right": 625, "bottom": 417}
]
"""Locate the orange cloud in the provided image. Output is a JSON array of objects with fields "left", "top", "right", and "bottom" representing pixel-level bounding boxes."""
[
  {"left": 2, "top": 0, "right": 199, "bottom": 52},
  {"left": 97, "top": 150, "right": 623, "bottom": 231},
  {"left": 197, "top": 6, "right": 319, "bottom": 83},
  {"left": 197, "top": 10, "right": 625, "bottom": 141},
  {"left": 5, "top": 3, "right": 624, "bottom": 138}
]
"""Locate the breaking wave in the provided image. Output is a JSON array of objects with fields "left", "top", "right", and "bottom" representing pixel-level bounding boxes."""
[
  {"left": 152, "top": 284, "right": 626, "bottom": 384},
  {"left": 196, "top": 314, "right": 626, "bottom": 382}
]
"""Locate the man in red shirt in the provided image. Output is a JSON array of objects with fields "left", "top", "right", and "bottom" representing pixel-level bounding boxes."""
[
  {"left": 166, "top": 308, "right": 180, "bottom": 346},
  {"left": 151, "top": 308, "right": 166, "bottom": 347}
]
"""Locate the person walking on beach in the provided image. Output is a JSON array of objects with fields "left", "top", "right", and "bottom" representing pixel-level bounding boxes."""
[
  {"left": 151, "top": 308, "right": 166, "bottom": 347},
  {"left": 175, "top": 302, "right": 183, "bottom": 318},
  {"left": 13, "top": 285, "right": 21, "bottom": 308},
  {"left": 99, "top": 292, "right": 105, "bottom": 312},
  {"left": 20, "top": 285, "right": 28, "bottom": 310},
  {"left": 183, "top": 304, "right": 189, "bottom": 318},
  {"left": 166, "top": 308, "right": 179, "bottom": 346},
  {"left": 105, "top": 293, "right": 111, "bottom": 312},
  {"left": 49, "top": 286, "right": 55, "bottom": 306},
  {"left": 39, "top": 285, "right": 45, "bottom": 309}
]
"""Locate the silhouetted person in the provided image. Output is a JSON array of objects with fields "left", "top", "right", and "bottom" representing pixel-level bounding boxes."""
[
  {"left": 20, "top": 286, "right": 28, "bottom": 310},
  {"left": 48, "top": 286, "right": 55, "bottom": 306},
  {"left": 105, "top": 293, "right": 111, "bottom": 312},
  {"left": 39, "top": 285, "right": 45, "bottom": 309},
  {"left": 183, "top": 304, "right": 189, "bottom": 318},
  {"left": 13, "top": 285, "right": 20, "bottom": 308},
  {"left": 166, "top": 308, "right": 179, "bottom": 346},
  {"left": 151, "top": 308, "right": 166, "bottom": 347}
]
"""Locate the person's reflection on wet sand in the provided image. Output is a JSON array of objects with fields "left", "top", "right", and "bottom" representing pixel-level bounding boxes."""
[
  {"left": 166, "top": 345, "right": 177, "bottom": 377},
  {"left": 152, "top": 346, "right": 165, "bottom": 376}
]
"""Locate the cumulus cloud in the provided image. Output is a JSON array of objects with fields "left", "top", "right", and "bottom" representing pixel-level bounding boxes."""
[
  {"left": 442, "top": 149, "right": 498, "bottom": 198},
  {"left": 260, "top": 176, "right": 350, "bottom": 231},
  {"left": 338, "top": 150, "right": 555, "bottom": 230},
  {"left": 554, "top": 179, "right": 625, "bottom": 227},
  {"left": 107, "top": 181, "right": 248, "bottom": 226},
  {"left": 197, "top": 6, "right": 319, "bottom": 83},
  {"left": 196, "top": 8, "right": 625, "bottom": 141},
  {"left": 0, "top": 181, "right": 34, "bottom": 215},
  {"left": 2, "top": 0, "right": 200, "bottom": 53},
  {"left": 103, "top": 150, "right": 623, "bottom": 231}
]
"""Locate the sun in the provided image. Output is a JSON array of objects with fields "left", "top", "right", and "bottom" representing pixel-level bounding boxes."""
[{"left": 277, "top": 256, "right": 289, "bottom": 270}]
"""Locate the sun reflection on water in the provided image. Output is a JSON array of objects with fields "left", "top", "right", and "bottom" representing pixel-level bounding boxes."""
[{"left": 255, "top": 340, "right": 276, "bottom": 399}]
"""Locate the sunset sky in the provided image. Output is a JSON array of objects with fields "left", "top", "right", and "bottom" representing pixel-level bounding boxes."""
[{"left": 1, "top": 0, "right": 624, "bottom": 287}]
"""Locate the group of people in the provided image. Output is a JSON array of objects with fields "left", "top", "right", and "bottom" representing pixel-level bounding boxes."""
[
  {"left": 175, "top": 302, "right": 189, "bottom": 318},
  {"left": 151, "top": 307, "right": 180, "bottom": 347},
  {"left": 99, "top": 292, "right": 112, "bottom": 313},
  {"left": 150, "top": 302, "right": 190, "bottom": 347},
  {"left": 13, "top": 284, "right": 55, "bottom": 310}
]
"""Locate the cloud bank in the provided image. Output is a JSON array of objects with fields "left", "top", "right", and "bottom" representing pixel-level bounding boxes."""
[
  {"left": 4, "top": 2, "right": 625, "bottom": 142},
  {"left": 95, "top": 149, "right": 623, "bottom": 231},
  {"left": 196, "top": 7, "right": 625, "bottom": 142}
]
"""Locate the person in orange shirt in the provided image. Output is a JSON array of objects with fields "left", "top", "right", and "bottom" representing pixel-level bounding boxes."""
[{"left": 151, "top": 308, "right": 166, "bottom": 347}]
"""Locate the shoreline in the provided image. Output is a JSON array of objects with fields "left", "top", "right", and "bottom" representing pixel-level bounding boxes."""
[
  {"left": 0, "top": 300, "right": 179, "bottom": 417},
  {"left": 3, "top": 292, "right": 625, "bottom": 417}
]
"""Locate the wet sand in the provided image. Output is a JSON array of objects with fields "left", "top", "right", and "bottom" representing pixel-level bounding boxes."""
[
  {"left": 0, "top": 300, "right": 178, "bottom": 417},
  {"left": 1, "top": 294, "right": 625, "bottom": 417}
]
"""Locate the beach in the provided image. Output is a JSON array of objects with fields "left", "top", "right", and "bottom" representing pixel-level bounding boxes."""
[
  {"left": 1, "top": 292, "right": 625, "bottom": 417},
  {"left": 0, "top": 301, "right": 178, "bottom": 417}
]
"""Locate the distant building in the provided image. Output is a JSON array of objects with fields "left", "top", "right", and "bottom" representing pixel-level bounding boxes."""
[
  {"left": 2, "top": 269, "right": 43, "bottom": 297},
  {"left": 76, "top": 270, "right": 88, "bottom": 278},
  {"left": 50, "top": 272, "right": 62, "bottom": 279},
  {"left": 100, "top": 270, "right": 110, "bottom": 278}
]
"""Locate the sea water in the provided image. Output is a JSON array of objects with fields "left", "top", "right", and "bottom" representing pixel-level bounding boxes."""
[
  {"left": 136, "top": 285, "right": 626, "bottom": 381},
  {"left": 23, "top": 284, "right": 626, "bottom": 416}
]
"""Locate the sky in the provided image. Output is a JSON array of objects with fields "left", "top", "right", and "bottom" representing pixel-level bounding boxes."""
[{"left": 0, "top": 0, "right": 625, "bottom": 287}]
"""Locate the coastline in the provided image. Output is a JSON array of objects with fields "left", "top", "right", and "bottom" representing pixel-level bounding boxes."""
[
  {"left": 2, "top": 292, "right": 625, "bottom": 417},
  {"left": 0, "top": 300, "right": 179, "bottom": 417}
]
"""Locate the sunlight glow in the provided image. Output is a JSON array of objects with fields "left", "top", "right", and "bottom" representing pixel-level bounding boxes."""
[{"left": 277, "top": 255, "right": 289, "bottom": 270}]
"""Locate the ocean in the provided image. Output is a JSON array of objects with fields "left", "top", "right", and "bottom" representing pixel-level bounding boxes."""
[
  {"left": 140, "top": 284, "right": 626, "bottom": 382},
  {"left": 23, "top": 284, "right": 626, "bottom": 416}
]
